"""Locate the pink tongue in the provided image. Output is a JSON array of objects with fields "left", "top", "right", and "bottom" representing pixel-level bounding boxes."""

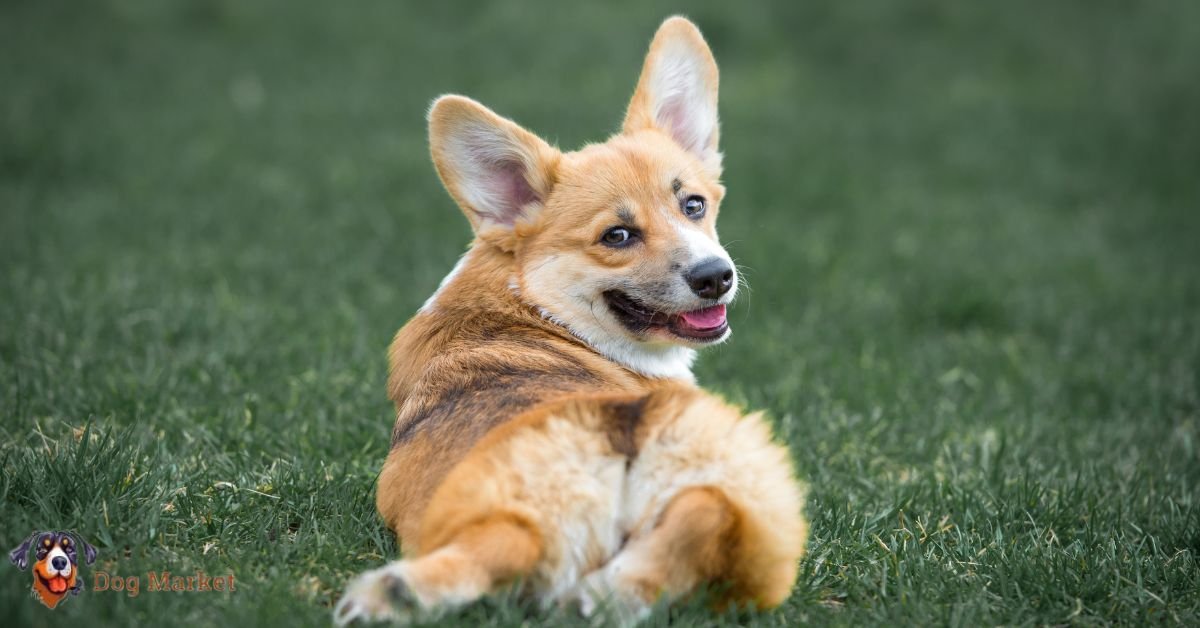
[{"left": 679, "top": 304, "right": 727, "bottom": 330}]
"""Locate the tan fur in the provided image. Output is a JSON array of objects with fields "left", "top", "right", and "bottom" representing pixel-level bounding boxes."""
[
  {"left": 338, "top": 16, "right": 807, "bottom": 626},
  {"left": 377, "top": 242, "right": 644, "bottom": 545}
]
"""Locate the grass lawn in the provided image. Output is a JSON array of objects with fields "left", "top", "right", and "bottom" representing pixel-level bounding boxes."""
[{"left": 2, "top": 1, "right": 1198, "bottom": 626}]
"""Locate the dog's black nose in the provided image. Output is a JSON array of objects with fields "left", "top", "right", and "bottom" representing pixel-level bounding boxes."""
[
  {"left": 685, "top": 258, "right": 734, "bottom": 299},
  {"left": 51, "top": 556, "right": 68, "bottom": 570}
]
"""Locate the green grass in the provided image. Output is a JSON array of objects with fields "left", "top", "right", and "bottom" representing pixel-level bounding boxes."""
[{"left": 2, "top": 1, "right": 1198, "bottom": 626}]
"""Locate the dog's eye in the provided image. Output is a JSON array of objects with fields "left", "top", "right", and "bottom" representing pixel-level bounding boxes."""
[
  {"left": 600, "top": 227, "right": 636, "bottom": 247},
  {"left": 682, "top": 195, "right": 706, "bottom": 218}
]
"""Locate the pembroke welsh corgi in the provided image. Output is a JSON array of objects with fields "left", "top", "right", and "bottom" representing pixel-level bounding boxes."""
[{"left": 335, "top": 16, "right": 807, "bottom": 626}]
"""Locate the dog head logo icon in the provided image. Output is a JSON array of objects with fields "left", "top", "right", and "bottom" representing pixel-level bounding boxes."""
[{"left": 9, "top": 530, "right": 98, "bottom": 609}]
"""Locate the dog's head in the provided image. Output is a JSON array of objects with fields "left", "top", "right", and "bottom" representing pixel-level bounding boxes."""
[
  {"left": 10, "top": 530, "right": 97, "bottom": 608},
  {"left": 428, "top": 17, "right": 734, "bottom": 378}
]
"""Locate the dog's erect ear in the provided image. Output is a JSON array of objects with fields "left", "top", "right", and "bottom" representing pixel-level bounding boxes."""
[
  {"left": 428, "top": 95, "right": 560, "bottom": 250},
  {"left": 8, "top": 532, "right": 39, "bottom": 571},
  {"left": 623, "top": 16, "right": 722, "bottom": 175}
]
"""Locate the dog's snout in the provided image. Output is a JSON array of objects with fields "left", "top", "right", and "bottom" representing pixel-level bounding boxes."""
[
  {"left": 684, "top": 258, "right": 734, "bottom": 299},
  {"left": 51, "top": 556, "right": 68, "bottom": 571}
]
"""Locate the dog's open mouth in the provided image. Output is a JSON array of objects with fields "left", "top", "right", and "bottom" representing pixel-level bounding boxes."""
[
  {"left": 603, "top": 290, "right": 728, "bottom": 342},
  {"left": 37, "top": 572, "right": 69, "bottom": 594}
]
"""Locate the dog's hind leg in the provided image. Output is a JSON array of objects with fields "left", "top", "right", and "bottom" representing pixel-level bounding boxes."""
[
  {"left": 573, "top": 392, "right": 808, "bottom": 625},
  {"left": 574, "top": 485, "right": 738, "bottom": 624},
  {"left": 337, "top": 400, "right": 630, "bottom": 625},
  {"left": 334, "top": 513, "right": 541, "bottom": 625}
]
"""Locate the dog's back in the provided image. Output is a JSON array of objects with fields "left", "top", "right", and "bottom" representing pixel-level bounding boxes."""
[{"left": 377, "top": 245, "right": 655, "bottom": 545}]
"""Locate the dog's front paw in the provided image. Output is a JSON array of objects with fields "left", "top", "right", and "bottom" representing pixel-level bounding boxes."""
[{"left": 334, "top": 562, "right": 419, "bottom": 626}]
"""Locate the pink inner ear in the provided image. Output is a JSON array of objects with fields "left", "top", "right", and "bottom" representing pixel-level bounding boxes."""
[
  {"left": 478, "top": 158, "right": 540, "bottom": 227},
  {"left": 499, "top": 159, "right": 539, "bottom": 214},
  {"left": 658, "top": 98, "right": 706, "bottom": 155}
]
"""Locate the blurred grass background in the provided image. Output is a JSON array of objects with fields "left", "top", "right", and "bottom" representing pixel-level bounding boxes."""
[{"left": 2, "top": 1, "right": 1198, "bottom": 625}]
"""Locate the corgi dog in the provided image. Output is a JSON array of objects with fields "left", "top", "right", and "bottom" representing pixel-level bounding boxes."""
[{"left": 335, "top": 16, "right": 807, "bottom": 626}]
